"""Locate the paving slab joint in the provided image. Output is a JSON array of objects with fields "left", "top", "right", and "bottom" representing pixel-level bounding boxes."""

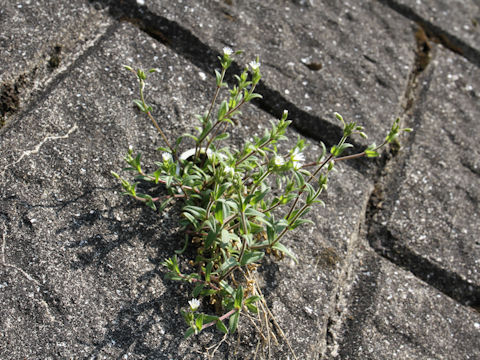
[
  {"left": 365, "top": 141, "right": 480, "bottom": 310},
  {"left": 0, "top": 73, "right": 31, "bottom": 129},
  {"left": 95, "top": 0, "right": 374, "bottom": 173},
  {"left": 0, "top": 221, "right": 59, "bottom": 323},
  {"left": 368, "top": 221, "right": 480, "bottom": 309},
  {"left": 378, "top": 0, "right": 480, "bottom": 68}
]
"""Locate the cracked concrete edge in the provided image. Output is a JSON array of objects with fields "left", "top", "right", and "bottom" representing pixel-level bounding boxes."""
[
  {"left": 365, "top": 41, "right": 480, "bottom": 307},
  {"left": 93, "top": 0, "right": 418, "bottom": 167},
  {"left": 0, "top": 222, "right": 57, "bottom": 323},
  {"left": 0, "top": 1, "right": 114, "bottom": 129},
  {"left": 0, "top": 124, "right": 78, "bottom": 179},
  {"left": 322, "top": 180, "right": 374, "bottom": 358},
  {"left": 379, "top": 0, "right": 480, "bottom": 68}
]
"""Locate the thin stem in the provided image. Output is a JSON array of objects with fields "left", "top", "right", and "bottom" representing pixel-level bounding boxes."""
[
  {"left": 137, "top": 77, "right": 175, "bottom": 155},
  {"left": 236, "top": 138, "right": 273, "bottom": 167},
  {"left": 284, "top": 153, "right": 334, "bottom": 221},
  {"left": 137, "top": 170, "right": 200, "bottom": 194},
  {"left": 249, "top": 169, "right": 271, "bottom": 195},
  {"left": 195, "top": 68, "right": 226, "bottom": 159},
  {"left": 201, "top": 308, "right": 239, "bottom": 330},
  {"left": 203, "top": 121, "right": 228, "bottom": 156},
  {"left": 146, "top": 111, "right": 175, "bottom": 154},
  {"left": 133, "top": 193, "right": 185, "bottom": 203},
  {"left": 219, "top": 207, "right": 248, "bottom": 282},
  {"left": 177, "top": 272, "right": 221, "bottom": 291}
]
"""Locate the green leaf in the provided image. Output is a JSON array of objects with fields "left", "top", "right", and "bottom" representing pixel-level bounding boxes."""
[
  {"left": 234, "top": 286, "right": 244, "bottom": 309},
  {"left": 293, "top": 170, "right": 305, "bottom": 188},
  {"left": 214, "top": 133, "right": 229, "bottom": 141},
  {"left": 291, "top": 218, "right": 314, "bottom": 229},
  {"left": 133, "top": 99, "right": 146, "bottom": 112},
  {"left": 193, "top": 283, "right": 204, "bottom": 297},
  {"left": 229, "top": 310, "right": 240, "bottom": 333},
  {"left": 245, "top": 295, "right": 261, "bottom": 305},
  {"left": 217, "top": 100, "right": 229, "bottom": 120},
  {"left": 137, "top": 69, "right": 146, "bottom": 80},
  {"left": 181, "top": 309, "right": 193, "bottom": 323},
  {"left": 183, "top": 205, "right": 207, "bottom": 219},
  {"left": 182, "top": 212, "right": 198, "bottom": 229},
  {"left": 244, "top": 206, "right": 265, "bottom": 219},
  {"left": 145, "top": 199, "right": 156, "bottom": 211},
  {"left": 184, "top": 327, "right": 195, "bottom": 338},
  {"left": 246, "top": 303, "right": 258, "bottom": 313},
  {"left": 214, "top": 202, "right": 224, "bottom": 224},
  {"left": 272, "top": 242, "right": 298, "bottom": 263},
  {"left": 365, "top": 149, "right": 379, "bottom": 157},
  {"left": 205, "top": 262, "right": 213, "bottom": 282},
  {"left": 195, "top": 314, "right": 204, "bottom": 331},
  {"left": 205, "top": 229, "right": 217, "bottom": 249},
  {"left": 159, "top": 197, "right": 174, "bottom": 212},
  {"left": 204, "top": 314, "right": 219, "bottom": 323},
  {"left": 218, "top": 257, "right": 239, "bottom": 275},
  {"left": 216, "top": 320, "right": 228, "bottom": 334},
  {"left": 245, "top": 92, "right": 263, "bottom": 102},
  {"left": 215, "top": 69, "right": 222, "bottom": 86},
  {"left": 240, "top": 251, "right": 265, "bottom": 266},
  {"left": 331, "top": 143, "right": 353, "bottom": 157}
]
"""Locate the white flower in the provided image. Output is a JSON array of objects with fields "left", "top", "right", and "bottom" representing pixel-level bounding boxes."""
[
  {"left": 273, "top": 155, "right": 285, "bottom": 167},
  {"left": 291, "top": 149, "right": 305, "bottom": 170},
  {"left": 189, "top": 298, "right": 200, "bottom": 311},
  {"left": 162, "top": 152, "right": 173, "bottom": 162},
  {"left": 223, "top": 47, "right": 233, "bottom": 56},
  {"left": 224, "top": 165, "right": 235, "bottom": 177},
  {"left": 249, "top": 60, "right": 261, "bottom": 70}
]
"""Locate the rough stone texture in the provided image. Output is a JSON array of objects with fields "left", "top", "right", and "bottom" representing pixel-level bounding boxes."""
[
  {"left": 381, "top": 0, "right": 480, "bottom": 57},
  {"left": 2, "top": 0, "right": 480, "bottom": 359},
  {"left": 369, "top": 44, "right": 480, "bottom": 305},
  {"left": 0, "top": 21, "right": 372, "bottom": 359},
  {"left": 106, "top": 0, "right": 416, "bottom": 143},
  {"left": 338, "top": 250, "right": 480, "bottom": 359},
  {"left": 0, "top": 0, "right": 112, "bottom": 122}
]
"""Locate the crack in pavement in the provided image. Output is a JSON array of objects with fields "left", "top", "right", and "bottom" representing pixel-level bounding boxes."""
[
  {"left": 0, "top": 222, "right": 56, "bottom": 323},
  {"left": 95, "top": 0, "right": 371, "bottom": 175},
  {"left": 0, "top": 124, "right": 78, "bottom": 179},
  {"left": 378, "top": 0, "right": 480, "bottom": 68},
  {"left": 363, "top": 29, "right": 480, "bottom": 308},
  {"left": 0, "top": 21, "right": 119, "bottom": 132},
  {"left": 323, "top": 189, "right": 373, "bottom": 358}
]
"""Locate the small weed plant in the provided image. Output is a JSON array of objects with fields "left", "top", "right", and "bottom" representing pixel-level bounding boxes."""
[{"left": 113, "top": 48, "right": 411, "bottom": 338}]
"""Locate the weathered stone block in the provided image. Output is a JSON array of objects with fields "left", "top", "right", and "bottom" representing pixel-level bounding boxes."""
[
  {"left": 107, "top": 0, "right": 417, "bottom": 143},
  {"left": 0, "top": 22, "right": 373, "bottom": 359},
  {"left": 338, "top": 251, "right": 480, "bottom": 359},
  {"left": 381, "top": 0, "right": 480, "bottom": 60},
  {"left": 370, "top": 44, "right": 480, "bottom": 305},
  {"left": 0, "top": 0, "right": 112, "bottom": 122}
]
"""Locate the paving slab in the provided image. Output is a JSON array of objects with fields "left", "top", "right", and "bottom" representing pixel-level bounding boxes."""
[
  {"left": 369, "top": 44, "right": 480, "bottom": 305},
  {"left": 104, "top": 0, "right": 417, "bottom": 144},
  {"left": 0, "top": 0, "right": 112, "bottom": 123},
  {"left": 380, "top": 0, "right": 480, "bottom": 62},
  {"left": 338, "top": 250, "right": 480, "bottom": 359},
  {"left": 0, "top": 21, "right": 374, "bottom": 359}
]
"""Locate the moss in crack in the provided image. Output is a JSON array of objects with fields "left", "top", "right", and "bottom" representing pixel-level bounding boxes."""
[
  {"left": 0, "top": 82, "right": 20, "bottom": 128},
  {"left": 48, "top": 45, "right": 63, "bottom": 69},
  {"left": 414, "top": 26, "right": 431, "bottom": 73}
]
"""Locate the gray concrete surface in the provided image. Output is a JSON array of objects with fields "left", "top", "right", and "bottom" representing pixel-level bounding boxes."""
[{"left": 1, "top": 0, "right": 479, "bottom": 359}]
